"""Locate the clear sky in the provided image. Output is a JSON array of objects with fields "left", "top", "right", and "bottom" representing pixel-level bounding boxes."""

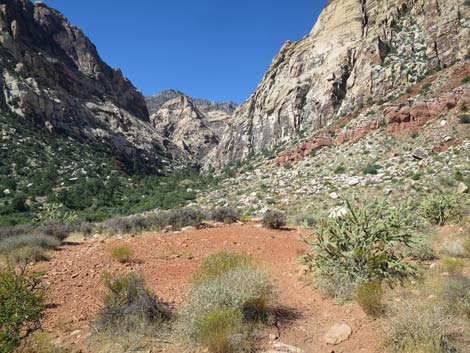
[{"left": 44, "top": 0, "right": 327, "bottom": 104}]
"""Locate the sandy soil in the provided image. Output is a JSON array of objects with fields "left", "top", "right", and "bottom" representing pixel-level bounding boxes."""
[{"left": 34, "top": 223, "right": 379, "bottom": 353}]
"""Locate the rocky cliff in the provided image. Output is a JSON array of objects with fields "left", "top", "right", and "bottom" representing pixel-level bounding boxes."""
[
  {"left": 207, "top": 0, "right": 470, "bottom": 168},
  {"left": 150, "top": 95, "right": 220, "bottom": 161},
  {"left": 147, "top": 90, "right": 237, "bottom": 159},
  {"left": 0, "top": 0, "right": 186, "bottom": 173}
]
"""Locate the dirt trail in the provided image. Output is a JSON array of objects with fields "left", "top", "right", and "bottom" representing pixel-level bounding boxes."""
[{"left": 34, "top": 223, "right": 378, "bottom": 353}]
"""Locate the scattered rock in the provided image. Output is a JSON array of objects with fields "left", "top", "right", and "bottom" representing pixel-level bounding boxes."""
[
  {"left": 325, "top": 323, "right": 352, "bottom": 345},
  {"left": 346, "top": 177, "right": 360, "bottom": 186},
  {"left": 412, "top": 148, "right": 427, "bottom": 160},
  {"left": 457, "top": 182, "right": 469, "bottom": 194},
  {"left": 329, "top": 192, "right": 340, "bottom": 199}
]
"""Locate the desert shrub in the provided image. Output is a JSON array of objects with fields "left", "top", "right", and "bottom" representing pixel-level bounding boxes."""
[
  {"left": 313, "top": 271, "right": 358, "bottom": 303},
  {"left": 111, "top": 246, "right": 133, "bottom": 264},
  {"left": 462, "top": 75, "right": 470, "bottom": 84},
  {"left": 440, "top": 239, "right": 465, "bottom": 258},
  {"left": 293, "top": 214, "right": 316, "bottom": 228},
  {"left": 334, "top": 165, "right": 346, "bottom": 174},
  {"left": 163, "top": 207, "right": 205, "bottom": 230},
  {"left": 440, "top": 276, "right": 470, "bottom": 318},
  {"left": 442, "top": 257, "right": 464, "bottom": 276},
  {"left": 418, "top": 194, "right": 462, "bottom": 225},
  {"left": 302, "top": 198, "right": 416, "bottom": 299},
  {"left": 8, "top": 246, "right": 50, "bottom": 265},
  {"left": 0, "top": 269, "right": 45, "bottom": 353},
  {"left": 262, "top": 210, "right": 286, "bottom": 229},
  {"left": 405, "top": 237, "right": 436, "bottom": 261},
  {"left": 179, "top": 268, "right": 275, "bottom": 343},
  {"left": 37, "top": 220, "right": 74, "bottom": 241},
  {"left": 211, "top": 207, "right": 240, "bottom": 224},
  {"left": 460, "top": 114, "right": 470, "bottom": 124},
  {"left": 77, "top": 222, "right": 95, "bottom": 236},
  {"left": 0, "top": 234, "right": 60, "bottom": 254},
  {"left": 362, "top": 163, "right": 381, "bottom": 175},
  {"left": 194, "top": 308, "right": 243, "bottom": 353},
  {"left": 381, "top": 300, "right": 459, "bottom": 353},
  {"left": 0, "top": 224, "right": 36, "bottom": 242},
  {"left": 355, "top": 281, "right": 383, "bottom": 317},
  {"left": 96, "top": 272, "right": 171, "bottom": 333},
  {"left": 194, "top": 252, "right": 257, "bottom": 285},
  {"left": 101, "top": 216, "right": 144, "bottom": 235}
]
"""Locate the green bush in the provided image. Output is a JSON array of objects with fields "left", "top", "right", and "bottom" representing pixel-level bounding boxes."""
[
  {"left": 211, "top": 207, "right": 240, "bottom": 224},
  {"left": 111, "top": 246, "right": 133, "bottom": 264},
  {"left": 194, "top": 252, "right": 257, "bottom": 285},
  {"left": 362, "top": 163, "right": 381, "bottom": 175},
  {"left": 0, "top": 269, "right": 45, "bottom": 353},
  {"left": 96, "top": 272, "right": 171, "bottom": 333},
  {"left": 459, "top": 114, "right": 470, "bottom": 124},
  {"left": 194, "top": 308, "right": 243, "bottom": 353},
  {"left": 179, "top": 268, "right": 275, "bottom": 343},
  {"left": 355, "top": 281, "right": 383, "bottom": 317},
  {"left": 302, "top": 198, "right": 416, "bottom": 298},
  {"left": 418, "top": 194, "right": 462, "bottom": 226},
  {"left": 462, "top": 75, "right": 470, "bottom": 84},
  {"left": 262, "top": 210, "right": 286, "bottom": 229}
]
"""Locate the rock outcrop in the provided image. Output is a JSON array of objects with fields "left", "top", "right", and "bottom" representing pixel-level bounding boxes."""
[
  {"left": 147, "top": 90, "right": 237, "bottom": 159},
  {"left": 150, "top": 95, "right": 220, "bottom": 161},
  {"left": 0, "top": 0, "right": 186, "bottom": 173},
  {"left": 207, "top": 0, "right": 470, "bottom": 168}
]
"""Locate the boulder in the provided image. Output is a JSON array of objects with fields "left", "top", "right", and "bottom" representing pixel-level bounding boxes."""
[
  {"left": 325, "top": 323, "right": 352, "bottom": 345},
  {"left": 457, "top": 182, "right": 469, "bottom": 194}
]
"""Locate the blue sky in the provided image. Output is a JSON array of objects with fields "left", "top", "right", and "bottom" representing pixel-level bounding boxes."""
[{"left": 45, "top": 0, "right": 327, "bottom": 103}]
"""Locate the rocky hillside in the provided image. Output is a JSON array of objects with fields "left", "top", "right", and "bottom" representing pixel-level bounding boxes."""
[
  {"left": 207, "top": 0, "right": 470, "bottom": 168},
  {"left": 0, "top": 0, "right": 187, "bottom": 173},
  {"left": 147, "top": 90, "right": 238, "bottom": 159}
]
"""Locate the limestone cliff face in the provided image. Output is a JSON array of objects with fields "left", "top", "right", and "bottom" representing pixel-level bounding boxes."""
[
  {"left": 207, "top": 0, "right": 470, "bottom": 168},
  {"left": 150, "top": 95, "right": 220, "bottom": 162},
  {"left": 0, "top": 0, "right": 185, "bottom": 173}
]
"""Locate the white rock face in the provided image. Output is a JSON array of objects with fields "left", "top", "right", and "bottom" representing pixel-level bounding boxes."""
[
  {"left": 151, "top": 95, "right": 220, "bottom": 162},
  {"left": 206, "top": 0, "right": 470, "bottom": 168}
]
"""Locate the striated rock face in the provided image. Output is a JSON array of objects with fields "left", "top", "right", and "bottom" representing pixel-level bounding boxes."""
[
  {"left": 207, "top": 0, "right": 470, "bottom": 168},
  {"left": 0, "top": 0, "right": 186, "bottom": 173},
  {"left": 150, "top": 95, "right": 220, "bottom": 161},
  {"left": 147, "top": 90, "right": 237, "bottom": 158}
]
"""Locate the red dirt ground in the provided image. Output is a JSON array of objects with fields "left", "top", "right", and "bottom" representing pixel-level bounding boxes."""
[{"left": 34, "top": 223, "right": 379, "bottom": 353}]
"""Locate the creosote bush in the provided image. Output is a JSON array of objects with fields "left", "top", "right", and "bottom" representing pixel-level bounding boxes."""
[
  {"left": 262, "top": 210, "right": 286, "bottom": 229},
  {"left": 194, "top": 308, "right": 243, "bottom": 353},
  {"left": 111, "top": 246, "right": 133, "bottom": 264},
  {"left": 211, "top": 207, "right": 240, "bottom": 224},
  {"left": 96, "top": 272, "right": 171, "bottom": 333},
  {"left": 0, "top": 268, "right": 45, "bottom": 353},
  {"left": 355, "top": 281, "right": 383, "bottom": 317},
  {"left": 302, "top": 198, "right": 417, "bottom": 300},
  {"left": 418, "top": 194, "right": 462, "bottom": 226},
  {"left": 193, "top": 252, "right": 257, "bottom": 284}
]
